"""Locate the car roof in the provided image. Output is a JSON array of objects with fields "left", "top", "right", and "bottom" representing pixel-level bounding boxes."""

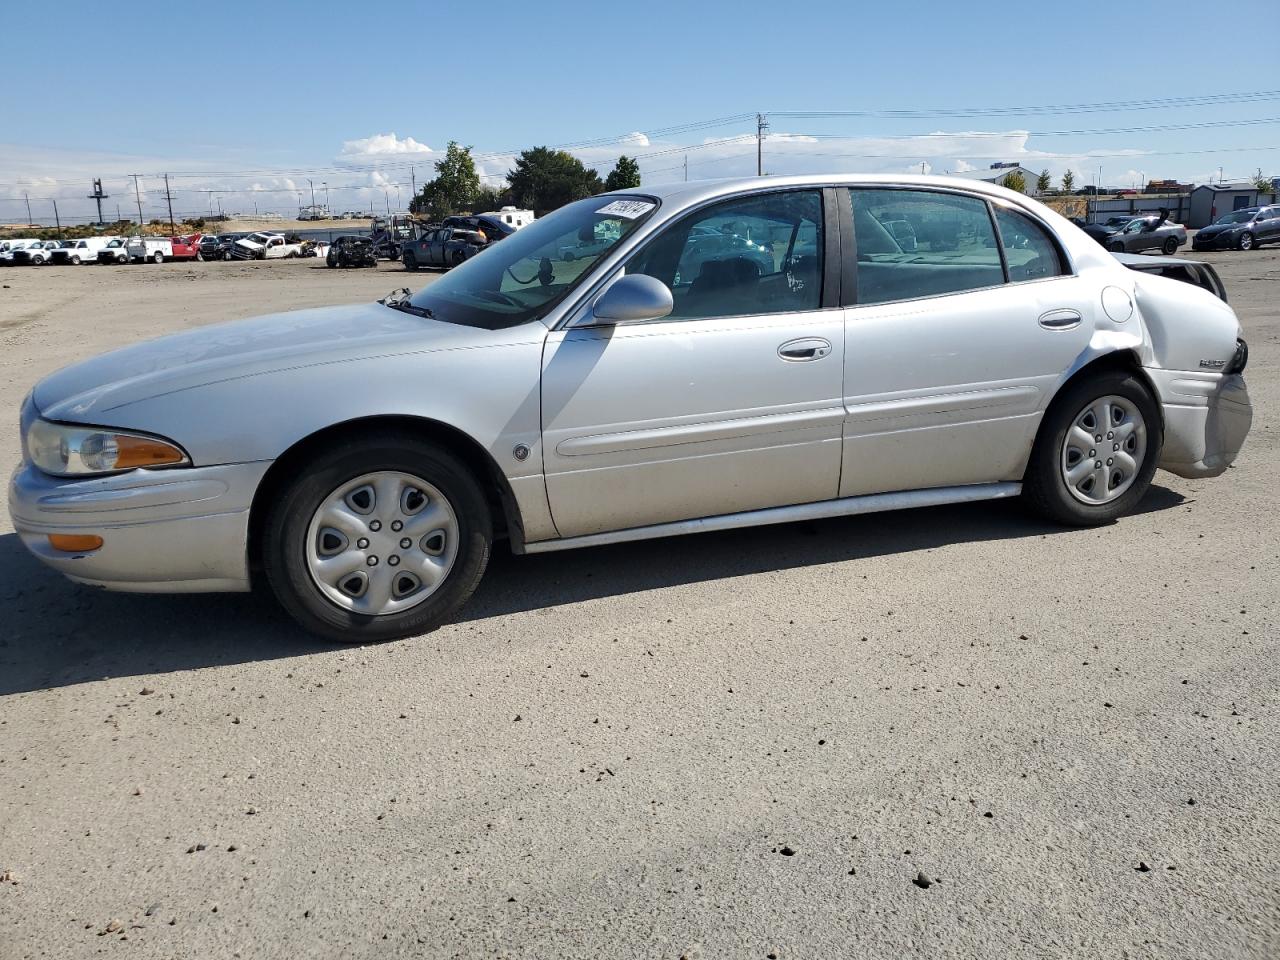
[{"left": 613, "top": 173, "right": 1046, "bottom": 207}]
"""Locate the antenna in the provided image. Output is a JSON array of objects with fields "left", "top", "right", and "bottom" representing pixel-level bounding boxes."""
[{"left": 87, "top": 178, "right": 109, "bottom": 225}]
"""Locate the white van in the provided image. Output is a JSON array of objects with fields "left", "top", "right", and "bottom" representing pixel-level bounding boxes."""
[{"left": 49, "top": 236, "right": 120, "bottom": 265}]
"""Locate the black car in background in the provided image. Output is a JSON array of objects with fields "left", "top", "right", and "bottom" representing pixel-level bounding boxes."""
[
  {"left": 1192, "top": 206, "right": 1280, "bottom": 251},
  {"left": 198, "top": 235, "right": 222, "bottom": 260},
  {"left": 326, "top": 235, "right": 377, "bottom": 268}
]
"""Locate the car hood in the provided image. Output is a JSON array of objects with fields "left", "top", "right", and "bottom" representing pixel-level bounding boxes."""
[
  {"left": 33, "top": 302, "right": 509, "bottom": 422},
  {"left": 1196, "top": 224, "right": 1240, "bottom": 236}
]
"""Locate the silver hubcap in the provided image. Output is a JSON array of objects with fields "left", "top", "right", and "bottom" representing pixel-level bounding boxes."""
[
  {"left": 305, "top": 471, "right": 458, "bottom": 616},
  {"left": 1061, "top": 395, "right": 1146, "bottom": 505}
]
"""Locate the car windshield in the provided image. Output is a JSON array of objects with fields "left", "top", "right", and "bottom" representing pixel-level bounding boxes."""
[
  {"left": 408, "top": 195, "right": 658, "bottom": 329},
  {"left": 1214, "top": 211, "right": 1256, "bottom": 224}
]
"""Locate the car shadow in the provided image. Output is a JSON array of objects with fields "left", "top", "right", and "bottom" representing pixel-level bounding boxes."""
[{"left": 0, "top": 485, "right": 1186, "bottom": 697}]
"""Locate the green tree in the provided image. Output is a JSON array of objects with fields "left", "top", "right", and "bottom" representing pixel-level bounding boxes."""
[
  {"left": 604, "top": 155, "right": 641, "bottom": 192},
  {"left": 1000, "top": 171, "right": 1027, "bottom": 194},
  {"left": 468, "top": 185, "right": 509, "bottom": 214},
  {"left": 1061, "top": 169, "right": 1076, "bottom": 193},
  {"left": 506, "top": 147, "right": 604, "bottom": 214},
  {"left": 411, "top": 141, "right": 481, "bottom": 220},
  {"left": 1252, "top": 168, "right": 1274, "bottom": 192},
  {"left": 1036, "top": 169, "right": 1052, "bottom": 194}
]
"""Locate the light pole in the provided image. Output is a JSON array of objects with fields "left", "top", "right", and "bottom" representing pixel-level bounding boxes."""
[
  {"left": 323, "top": 182, "right": 329, "bottom": 215},
  {"left": 307, "top": 178, "right": 315, "bottom": 210}
]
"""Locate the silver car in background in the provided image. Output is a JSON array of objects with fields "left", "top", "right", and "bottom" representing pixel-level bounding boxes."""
[
  {"left": 1101, "top": 214, "right": 1188, "bottom": 255},
  {"left": 9, "top": 175, "right": 1253, "bottom": 642}
]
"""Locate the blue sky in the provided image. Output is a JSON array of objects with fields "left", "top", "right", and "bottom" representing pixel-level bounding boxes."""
[{"left": 1, "top": 0, "right": 1276, "bottom": 222}]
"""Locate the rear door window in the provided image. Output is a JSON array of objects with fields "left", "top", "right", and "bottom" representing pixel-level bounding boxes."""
[
  {"left": 848, "top": 189, "right": 1004, "bottom": 305},
  {"left": 991, "top": 205, "right": 1067, "bottom": 281}
]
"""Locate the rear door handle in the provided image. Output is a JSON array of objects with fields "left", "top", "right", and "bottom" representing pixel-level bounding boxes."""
[
  {"left": 1038, "top": 308, "right": 1083, "bottom": 330},
  {"left": 778, "top": 337, "right": 832, "bottom": 361}
]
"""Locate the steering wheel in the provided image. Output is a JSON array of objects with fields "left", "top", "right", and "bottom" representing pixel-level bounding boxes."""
[{"left": 475, "top": 288, "right": 523, "bottom": 308}]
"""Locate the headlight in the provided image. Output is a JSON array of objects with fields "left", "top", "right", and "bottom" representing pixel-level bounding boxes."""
[{"left": 26, "top": 419, "right": 189, "bottom": 477}]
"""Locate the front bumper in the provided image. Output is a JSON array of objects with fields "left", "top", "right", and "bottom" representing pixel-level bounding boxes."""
[
  {"left": 1146, "top": 369, "right": 1252, "bottom": 478},
  {"left": 1191, "top": 233, "right": 1235, "bottom": 250},
  {"left": 8, "top": 460, "right": 271, "bottom": 593}
]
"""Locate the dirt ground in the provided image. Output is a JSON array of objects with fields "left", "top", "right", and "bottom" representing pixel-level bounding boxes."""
[{"left": 0, "top": 251, "right": 1276, "bottom": 959}]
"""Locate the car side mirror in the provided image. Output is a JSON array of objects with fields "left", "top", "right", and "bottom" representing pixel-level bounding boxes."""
[{"left": 588, "top": 274, "right": 674, "bottom": 325}]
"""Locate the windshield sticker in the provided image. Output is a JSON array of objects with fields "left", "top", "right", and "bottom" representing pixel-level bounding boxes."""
[{"left": 596, "top": 199, "right": 655, "bottom": 219}]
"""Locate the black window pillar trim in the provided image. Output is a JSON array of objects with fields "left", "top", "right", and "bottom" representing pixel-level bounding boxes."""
[
  {"left": 821, "top": 187, "right": 843, "bottom": 309},
  {"left": 985, "top": 200, "right": 1012, "bottom": 284},
  {"left": 832, "top": 186, "right": 857, "bottom": 307}
]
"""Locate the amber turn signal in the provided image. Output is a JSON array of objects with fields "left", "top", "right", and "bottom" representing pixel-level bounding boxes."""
[
  {"left": 112, "top": 436, "right": 187, "bottom": 470},
  {"left": 48, "top": 534, "right": 104, "bottom": 553}
]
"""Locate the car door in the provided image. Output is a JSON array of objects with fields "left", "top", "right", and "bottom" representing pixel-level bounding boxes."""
[
  {"left": 839, "top": 188, "right": 1095, "bottom": 497},
  {"left": 540, "top": 188, "right": 846, "bottom": 538},
  {"left": 1262, "top": 207, "right": 1280, "bottom": 243}
]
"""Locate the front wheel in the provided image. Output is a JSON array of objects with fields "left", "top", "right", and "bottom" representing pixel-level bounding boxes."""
[
  {"left": 1161, "top": 236, "right": 1178, "bottom": 255},
  {"left": 403, "top": 252, "right": 418, "bottom": 270},
  {"left": 1238, "top": 232, "right": 1255, "bottom": 251},
  {"left": 152, "top": 251, "right": 164, "bottom": 264},
  {"left": 1022, "top": 370, "right": 1161, "bottom": 527},
  {"left": 1108, "top": 240, "right": 1125, "bottom": 253},
  {"left": 262, "top": 434, "right": 492, "bottom": 642},
  {"left": 70, "top": 255, "right": 81, "bottom": 265}
]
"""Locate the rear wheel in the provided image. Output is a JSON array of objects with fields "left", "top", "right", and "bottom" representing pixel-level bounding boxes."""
[
  {"left": 262, "top": 434, "right": 492, "bottom": 643},
  {"left": 152, "top": 251, "right": 164, "bottom": 264},
  {"left": 1161, "top": 236, "right": 1178, "bottom": 255},
  {"left": 1023, "top": 370, "right": 1161, "bottom": 526},
  {"left": 1238, "top": 231, "right": 1255, "bottom": 251},
  {"left": 403, "top": 251, "right": 418, "bottom": 270},
  {"left": 1108, "top": 240, "right": 1125, "bottom": 253}
]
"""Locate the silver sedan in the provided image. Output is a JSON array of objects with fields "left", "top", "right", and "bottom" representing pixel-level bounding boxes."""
[
  {"left": 1102, "top": 215, "right": 1189, "bottom": 255},
  {"left": 9, "top": 175, "right": 1253, "bottom": 642}
]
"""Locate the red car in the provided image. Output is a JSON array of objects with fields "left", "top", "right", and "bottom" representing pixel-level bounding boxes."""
[{"left": 169, "top": 234, "right": 203, "bottom": 260}]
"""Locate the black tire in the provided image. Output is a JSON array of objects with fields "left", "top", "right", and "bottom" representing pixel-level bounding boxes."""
[
  {"left": 152, "top": 251, "right": 164, "bottom": 264},
  {"left": 1022, "top": 369, "right": 1162, "bottom": 527},
  {"left": 403, "top": 251, "right": 418, "bottom": 271},
  {"left": 262, "top": 433, "right": 492, "bottom": 643},
  {"left": 1161, "top": 236, "right": 1178, "bottom": 255},
  {"left": 1238, "top": 231, "right": 1255, "bottom": 251},
  {"left": 1108, "top": 240, "right": 1125, "bottom": 253},
  {"left": 70, "top": 255, "right": 81, "bottom": 265}
]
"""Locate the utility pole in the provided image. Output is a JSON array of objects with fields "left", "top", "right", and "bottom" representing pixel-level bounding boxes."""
[
  {"left": 130, "top": 174, "right": 144, "bottom": 226},
  {"left": 51, "top": 199, "right": 61, "bottom": 231},
  {"left": 323, "top": 182, "right": 329, "bottom": 214},
  {"left": 684, "top": 155, "right": 688, "bottom": 181},
  {"left": 307, "top": 178, "right": 315, "bottom": 210},
  {"left": 23, "top": 191, "right": 32, "bottom": 225},
  {"left": 920, "top": 162, "right": 927, "bottom": 175},
  {"left": 88, "top": 178, "right": 109, "bottom": 225},
  {"left": 162, "top": 174, "right": 176, "bottom": 232},
  {"left": 410, "top": 167, "right": 416, "bottom": 197},
  {"left": 756, "top": 113, "right": 768, "bottom": 177}
]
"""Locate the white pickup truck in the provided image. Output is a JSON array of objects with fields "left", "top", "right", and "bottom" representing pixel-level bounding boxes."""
[
  {"left": 127, "top": 236, "right": 173, "bottom": 264},
  {"left": 96, "top": 237, "right": 133, "bottom": 264},
  {"left": 231, "top": 232, "right": 306, "bottom": 260},
  {"left": 49, "top": 236, "right": 121, "bottom": 265},
  {"left": 0, "top": 238, "right": 39, "bottom": 265}
]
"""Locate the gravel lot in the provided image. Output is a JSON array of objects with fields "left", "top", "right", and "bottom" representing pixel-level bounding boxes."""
[{"left": 0, "top": 251, "right": 1276, "bottom": 959}]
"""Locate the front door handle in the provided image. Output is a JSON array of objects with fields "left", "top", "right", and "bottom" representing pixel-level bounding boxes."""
[
  {"left": 778, "top": 337, "right": 832, "bottom": 361},
  {"left": 1039, "top": 308, "right": 1083, "bottom": 330}
]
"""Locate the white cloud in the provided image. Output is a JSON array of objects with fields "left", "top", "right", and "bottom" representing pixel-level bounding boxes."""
[
  {"left": 619, "top": 131, "right": 650, "bottom": 147},
  {"left": 953, "top": 159, "right": 976, "bottom": 172},
  {"left": 338, "top": 132, "right": 434, "bottom": 159}
]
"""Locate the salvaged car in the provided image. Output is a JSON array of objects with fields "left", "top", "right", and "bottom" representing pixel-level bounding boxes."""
[
  {"left": 326, "top": 235, "right": 377, "bottom": 268},
  {"left": 1085, "top": 213, "right": 1187, "bottom": 254},
  {"left": 1191, "top": 205, "right": 1280, "bottom": 251},
  {"left": 401, "top": 227, "right": 489, "bottom": 269},
  {"left": 9, "top": 175, "right": 1253, "bottom": 643}
]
